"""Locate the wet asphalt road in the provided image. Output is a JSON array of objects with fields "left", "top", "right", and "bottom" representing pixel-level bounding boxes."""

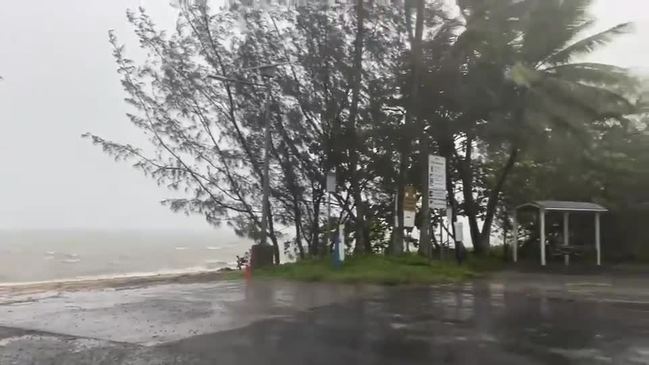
[{"left": 2, "top": 273, "right": 649, "bottom": 364}]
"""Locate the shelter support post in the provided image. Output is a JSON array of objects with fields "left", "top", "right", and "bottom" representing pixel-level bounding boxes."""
[
  {"left": 540, "top": 208, "right": 546, "bottom": 266},
  {"left": 512, "top": 211, "right": 518, "bottom": 263},
  {"left": 595, "top": 212, "right": 601, "bottom": 266},
  {"left": 563, "top": 212, "right": 570, "bottom": 266}
]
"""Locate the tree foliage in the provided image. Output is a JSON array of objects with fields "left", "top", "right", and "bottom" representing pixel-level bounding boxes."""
[{"left": 86, "top": 0, "right": 645, "bottom": 260}]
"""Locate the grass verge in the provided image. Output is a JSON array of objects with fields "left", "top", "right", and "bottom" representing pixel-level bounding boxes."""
[{"left": 254, "top": 254, "right": 490, "bottom": 285}]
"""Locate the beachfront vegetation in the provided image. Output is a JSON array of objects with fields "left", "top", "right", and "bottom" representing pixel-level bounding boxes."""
[
  {"left": 85, "top": 0, "right": 649, "bottom": 263},
  {"left": 254, "top": 255, "right": 478, "bottom": 285}
]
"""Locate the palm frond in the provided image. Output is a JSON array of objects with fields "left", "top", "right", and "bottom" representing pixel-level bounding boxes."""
[
  {"left": 519, "top": 0, "right": 593, "bottom": 65},
  {"left": 542, "top": 63, "right": 639, "bottom": 91},
  {"left": 527, "top": 88, "right": 596, "bottom": 131},
  {"left": 538, "top": 76, "right": 636, "bottom": 118},
  {"left": 511, "top": 62, "right": 546, "bottom": 87},
  {"left": 543, "top": 22, "right": 634, "bottom": 66}
]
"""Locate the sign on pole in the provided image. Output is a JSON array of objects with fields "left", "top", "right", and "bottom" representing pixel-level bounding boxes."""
[
  {"left": 403, "top": 185, "right": 417, "bottom": 228},
  {"left": 326, "top": 172, "right": 336, "bottom": 193},
  {"left": 337, "top": 224, "right": 345, "bottom": 264},
  {"left": 404, "top": 211, "right": 416, "bottom": 228},
  {"left": 428, "top": 155, "right": 447, "bottom": 209},
  {"left": 403, "top": 185, "right": 417, "bottom": 211},
  {"left": 454, "top": 222, "right": 464, "bottom": 243}
]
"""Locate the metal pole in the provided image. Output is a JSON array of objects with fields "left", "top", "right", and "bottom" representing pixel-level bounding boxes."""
[
  {"left": 540, "top": 208, "right": 546, "bottom": 266},
  {"left": 428, "top": 215, "right": 433, "bottom": 261},
  {"left": 595, "top": 212, "right": 601, "bottom": 266},
  {"left": 406, "top": 230, "right": 410, "bottom": 253},
  {"left": 563, "top": 212, "right": 570, "bottom": 266},
  {"left": 327, "top": 191, "right": 332, "bottom": 253},
  {"left": 260, "top": 80, "right": 272, "bottom": 246},
  {"left": 439, "top": 217, "right": 444, "bottom": 259},
  {"left": 394, "top": 190, "right": 398, "bottom": 228},
  {"left": 335, "top": 224, "right": 343, "bottom": 268},
  {"left": 512, "top": 210, "right": 518, "bottom": 263}
]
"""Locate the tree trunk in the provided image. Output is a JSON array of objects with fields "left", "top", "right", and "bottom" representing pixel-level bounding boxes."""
[
  {"left": 311, "top": 194, "right": 321, "bottom": 256},
  {"left": 349, "top": 0, "right": 368, "bottom": 254},
  {"left": 350, "top": 178, "right": 367, "bottom": 256},
  {"left": 430, "top": 221, "right": 439, "bottom": 250},
  {"left": 294, "top": 198, "right": 305, "bottom": 260},
  {"left": 363, "top": 219, "right": 371, "bottom": 253},
  {"left": 418, "top": 148, "right": 432, "bottom": 257},
  {"left": 392, "top": 0, "right": 423, "bottom": 256},
  {"left": 457, "top": 134, "right": 484, "bottom": 254},
  {"left": 411, "top": 0, "right": 429, "bottom": 255},
  {"left": 502, "top": 211, "right": 509, "bottom": 261},
  {"left": 458, "top": 132, "right": 520, "bottom": 255},
  {"left": 267, "top": 206, "right": 281, "bottom": 264},
  {"left": 391, "top": 152, "right": 407, "bottom": 255},
  {"left": 439, "top": 129, "right": 459, "bottom": 240},
  {"left": 478, "top": 146, "right": 519, "bottom": 253}
]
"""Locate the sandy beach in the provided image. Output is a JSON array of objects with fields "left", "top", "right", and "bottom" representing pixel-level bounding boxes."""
[{"left": 0, "top": 269, "right": 241, "bottom": 303}]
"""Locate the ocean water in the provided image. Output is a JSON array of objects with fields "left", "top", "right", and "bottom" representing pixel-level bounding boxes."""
[{"left": 0, "top": 229, "right": 254, "bottom": 284}]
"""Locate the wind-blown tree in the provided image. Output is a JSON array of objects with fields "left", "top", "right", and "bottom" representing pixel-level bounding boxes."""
[
  {"left": 433, "top": 0, "right": 637, "bottom": 254},
  {"left": 499, "top": 83, "right": 649, "bottom": 258},
  {"left": 86, "top": 0, "right": 640, "bottom": 260},
  {"left": 254, "top": 4, "right": 409, "bottom": 255},
  {"left": 86, "top": 2, "right": 411, "bottom": 259},
  {"left": 85, "top": 7, "right": 287, "bottom": 259}
]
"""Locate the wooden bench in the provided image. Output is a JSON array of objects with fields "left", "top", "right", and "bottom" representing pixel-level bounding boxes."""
[{"left": 550, "top": 245, "right": 587, "bottom": 258}]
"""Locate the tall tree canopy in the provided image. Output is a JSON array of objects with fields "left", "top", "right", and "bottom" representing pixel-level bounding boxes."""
[{"left": 86, "top": 0, "right": 644, "bottom": 260}]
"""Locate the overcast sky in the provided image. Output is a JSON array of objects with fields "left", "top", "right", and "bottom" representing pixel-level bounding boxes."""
[{"left": 0, "top": 0, "right": 648, "bottom": 230}]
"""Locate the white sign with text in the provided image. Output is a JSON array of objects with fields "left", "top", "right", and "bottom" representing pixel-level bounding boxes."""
[
  {"left": 428, "top": 155, "right": 447, "bottom": 209},
  {"left": 404, "top": 210, "right": 416, "bottom": 228}
]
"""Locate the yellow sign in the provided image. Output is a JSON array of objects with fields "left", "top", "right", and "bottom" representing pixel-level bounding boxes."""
[{"left": 404, "top": 186, "right": 417, "bottom": 212}]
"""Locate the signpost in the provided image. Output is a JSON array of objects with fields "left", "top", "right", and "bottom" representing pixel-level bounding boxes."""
[
  {"left": 326, "top": 173, "right": 336, "bottom": 193},
  {"left": 403, "top": 185, "right": 417, "bottom": 228},
  {"left": 445, "top": 206, "right": 453, "bottom": 248},
  {"left": 428, "top": 155, "right": 447, "bottom": 209},
  {"left": 428, "top": 155, "right": 447, "bottom": 259},
  {"left": 327, "top": 171, "right": 336, "bottom": 260},
  {"left": 454, "top": 222, "right": 464, "bottom": 243},
  {"left": 335, "top": 224, "right": 345, "bottom": 266}
]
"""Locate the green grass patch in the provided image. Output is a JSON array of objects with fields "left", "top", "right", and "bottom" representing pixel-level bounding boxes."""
[
  {"left": 254, "top": 254, "right": 481, "bottom": 285},
  {"left": 466, "top": 254, "right": 507, "bottom": 272}
]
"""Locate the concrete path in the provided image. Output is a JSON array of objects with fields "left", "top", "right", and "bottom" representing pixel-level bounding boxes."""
[{"left": 1, "top": 273, "right": 649, "bottom": 364}]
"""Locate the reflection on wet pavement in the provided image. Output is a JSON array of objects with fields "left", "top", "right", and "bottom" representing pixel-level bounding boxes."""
[{"left": 2, "top": 273, "right": 649, "bottom": 364}]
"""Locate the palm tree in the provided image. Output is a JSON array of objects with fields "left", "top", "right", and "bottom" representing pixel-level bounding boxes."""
[{"left": 443, "top": 0, "right": 638, "bottom": 254}]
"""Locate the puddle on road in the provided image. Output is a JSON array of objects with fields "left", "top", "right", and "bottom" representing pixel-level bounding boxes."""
[
  {"left": 549, "top": 347, "right": 613, "bottom": 363},
  {"left": 627, "top": 347, "right": 649, "bottom": 364}
]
